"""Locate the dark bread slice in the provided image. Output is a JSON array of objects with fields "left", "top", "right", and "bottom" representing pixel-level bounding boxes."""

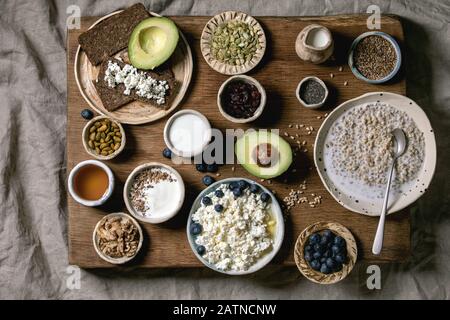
[
  {"left": 94, "top": 58, "right": 178, "bottom": 111},
  {"left": 94, "top": 60, "right": 134, "bottom": 111},
  {"left": 78, "top": 3, "right": 149, "bottom": 66}
]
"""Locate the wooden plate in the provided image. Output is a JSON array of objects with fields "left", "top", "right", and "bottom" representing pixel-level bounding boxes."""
[
  {"left": 200, "top": 11, "right": 266, "bottom": 75},
  {"left": 74, "top": 11, "right": 193, "bottom": 125},
  {"left": 294, "top": 221, "right": 357, "bottom": 284},
  {"left": 314, "top": 92, "right": 437, "bottom": 216}
]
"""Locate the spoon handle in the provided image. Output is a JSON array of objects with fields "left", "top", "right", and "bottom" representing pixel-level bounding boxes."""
[{"left": 372, "top": 159, "right": 396, "bottom": 255}]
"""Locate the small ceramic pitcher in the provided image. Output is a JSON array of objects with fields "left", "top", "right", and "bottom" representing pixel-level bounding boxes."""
[{"left": 295, "top": 24, "right": 334, "bottom": 64}]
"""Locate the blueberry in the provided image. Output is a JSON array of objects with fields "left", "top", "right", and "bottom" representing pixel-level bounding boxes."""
[
  {"left": 313, "top": 251, "right": 322, "bottom": 260},
  {"left": 304, "top": 252, "right": 312, "bottom": 262},
  {"left": 334, "top": 236, "right": 346, "bottom": 247},
  {"left": 320, "top": 257, "right": 327, "bottom": 263},
  {"left": 335, "top": 254, "right": 347, "bottom": 264},
  {"left": 309, "top": 233, "right": 321, "bottom": 244},
  {"left": 196, "top": 245, "right": 206, "bottom": 256},
  {"left": 323, "top": 250, "right": 331, "bottom": 258},
  {"left": 320, "top": 263, "right": 332, "bottom": 274},
  {"left": 196, "top": 163, "right": 207, "bottom": 172},
  {"left": 304, "top": 245, "right": 312, "bottom": 254},
  {"left": 323, "top": 229, "right": 335, "bottom": 239},
  {"left": 81, "top": 109, "right": 94, "bottom": 120},
  {"left": 202, "top": 196, "right": 212, "bottom": 206},
  {"left": 206, "top": 163, "right": 218, "bottom": 173},
  {"left": 190, "top": 223, "right": 202, "bottom": 235},
  {"left": 313, "top": 243, "right": 325, "bottom": 253},
  {"left": 249, "top": 184, "right": 259, "bottom": 193},
  {"left": 238, "top": 180, "right": 248, "bottom": 189},
  {"left": 326, "top": 258, "right": 336, "bottom": 269},
  {"left": 228, "top": 182, "right": 239, "bottom": 190},
  {"left": 202, "top": 175, "right": 215, "bottom": 186},
  {"left": 320, "top": 235, "right": 329, "bottom": 246},
  {"left": 233, "top": 188, "right": 242, "bottom": 197},
  {"left": 260, "top": 192, "right": 270, "bottom": 202},
  {"left": 310, "top": 260, "right": 321, "bottom": 271},
  {"left": 214, "top": 204, "right": 224, "bottom": 213},
  {"left": 331, "top": 245, "right": 341, "bottom": 255},
  {"left": 214, "top": 189, "right": 224, "bottom": 198},
  {"left": 162, "top": 148, "right": 172, "bottom": 159}
]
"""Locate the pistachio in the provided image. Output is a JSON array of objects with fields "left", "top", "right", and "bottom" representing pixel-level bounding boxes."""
[{"left": 86, "top": 118, "right": 123, "bottom": 156}]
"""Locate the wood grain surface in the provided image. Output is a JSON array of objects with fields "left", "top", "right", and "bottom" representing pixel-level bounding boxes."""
[{"left": 67, "top": 14, "right": 410, "bottom": 269}]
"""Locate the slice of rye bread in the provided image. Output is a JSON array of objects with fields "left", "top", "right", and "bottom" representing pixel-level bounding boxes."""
[
  {"left": 94, "top": 60, "right": 134, "bottom": 111},
  {"left": 94, "top": 58, "right": 178, "bottom": 111},
  {"left": 78, "top": 3, "right": 149, "bottom": 66}
]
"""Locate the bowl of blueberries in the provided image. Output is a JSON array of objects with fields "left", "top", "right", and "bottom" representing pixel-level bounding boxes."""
[{"left": 294, "top": 221, "right": 357, "bottom": 284}]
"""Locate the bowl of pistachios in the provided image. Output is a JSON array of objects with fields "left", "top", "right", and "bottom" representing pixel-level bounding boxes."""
[
  {"left": 200, "top": 11, "right": 266, "bottom": 75},
  {"left": 82, "top": 115, "right": 126, "bottom": 160}
]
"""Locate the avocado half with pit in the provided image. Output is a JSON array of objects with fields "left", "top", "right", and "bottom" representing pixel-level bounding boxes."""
[
  {"left": 235, "top": 130, "right": 293, "bottom": 179},
  {"left": 128, "top": 17, "right": 179, "bottom": 70}
]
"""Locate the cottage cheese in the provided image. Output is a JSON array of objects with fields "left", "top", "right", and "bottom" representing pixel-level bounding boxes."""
[
  {"left": 192, "top": 184, "right": 274, "bottom": 272},
  {"left": 104, "top": 60, "right": 170, "bottom": 105}
]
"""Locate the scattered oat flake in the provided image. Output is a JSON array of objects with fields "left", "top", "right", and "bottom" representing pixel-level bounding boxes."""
[
  {"left": 344, "top": 81, "right": 348, "bottom": 86},
  {"left": 339, "top": 66, "right": 343, "bottom": 72}
]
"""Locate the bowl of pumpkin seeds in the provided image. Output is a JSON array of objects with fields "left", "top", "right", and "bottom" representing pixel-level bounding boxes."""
[
  {"left": 200, "top": 11, "right": 266, "bottom": 75},
  {"left": 82, "top": 116, "right": 126, "bottom": 160}
]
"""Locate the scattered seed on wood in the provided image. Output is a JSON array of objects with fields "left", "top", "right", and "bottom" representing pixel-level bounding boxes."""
[{"left": 344, "top": 81, "right": 348, "bottom": 86}]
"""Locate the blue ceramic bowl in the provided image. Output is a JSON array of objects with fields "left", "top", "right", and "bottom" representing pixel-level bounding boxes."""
[
  {"left": 186, "top": 177, "right": 285, "bottom": 275},
  {"left": 348, "top": 31, "right": 402, "bottom": 84}
]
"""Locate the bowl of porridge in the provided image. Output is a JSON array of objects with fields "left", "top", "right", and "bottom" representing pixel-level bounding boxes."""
[
  {"left": 187, "top": 178, "right": 284, "bottom": 275},
  {"left": 314, "top": 92, "right": 436, "bottom": 216}
]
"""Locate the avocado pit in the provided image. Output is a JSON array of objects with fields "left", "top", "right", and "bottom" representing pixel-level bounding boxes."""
[{"left": 252, "top": 143, "right": 279, "bottom": 168}]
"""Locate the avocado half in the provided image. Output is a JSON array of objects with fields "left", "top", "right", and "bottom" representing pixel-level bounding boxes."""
[
  {"left": 235, "top": 130, "right": 293, "bottom": 179},
  {"left": 128, "top": 17, "right": 179, "bottom": 70}
]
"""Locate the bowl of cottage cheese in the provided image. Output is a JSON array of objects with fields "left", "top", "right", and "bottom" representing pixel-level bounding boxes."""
[{"left": 187, "top": 178, "right": 284, "bottom": 275}]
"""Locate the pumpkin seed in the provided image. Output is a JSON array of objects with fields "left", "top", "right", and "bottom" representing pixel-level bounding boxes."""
[{"left": 211, "top": 20, "right": 260, "bottom": 65}]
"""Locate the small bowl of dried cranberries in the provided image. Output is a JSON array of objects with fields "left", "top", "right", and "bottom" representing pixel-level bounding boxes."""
[{"left": 217, "top": 75, "right": 266, "bottom": 123}]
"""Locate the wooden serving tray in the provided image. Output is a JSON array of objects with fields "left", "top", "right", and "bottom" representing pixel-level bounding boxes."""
[{"left": 67, "top": 14, "right": 410, "bottom": 268}]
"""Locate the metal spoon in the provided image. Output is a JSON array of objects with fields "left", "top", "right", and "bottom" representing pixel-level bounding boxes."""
[{"left": 372, "top": 128, "right": 407, "bottom": 255}]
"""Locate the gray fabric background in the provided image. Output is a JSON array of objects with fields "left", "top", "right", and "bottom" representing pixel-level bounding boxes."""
[{"left": 0, "top": 0, "right": 449, "bottom": 299}]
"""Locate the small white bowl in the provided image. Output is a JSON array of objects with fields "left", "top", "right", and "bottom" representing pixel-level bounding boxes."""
[
  {"left": 68, "top": 159, "right": 114, "bottom": 207},
  {"left": 123, "top": 162, "right": 185, "bottom": 224},
  {"left": 296, "top": 76, "right": 329, "bottom": 109},
  {"left": 217, "top": 75, "right": 266, "bottom": 123},
  {"left": 92, "top": 212, "right": 143, "bottom": 265},
  {"left": 82, "top": 116, "right": 126, "bottom": 160},
  {"left": 163, "top": 109, "right": 212, "bottom": 158}
]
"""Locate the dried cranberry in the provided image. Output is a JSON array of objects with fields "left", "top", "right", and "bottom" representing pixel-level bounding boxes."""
[{"left": 222, "top": 80, "right": 261, "bottom": 119}]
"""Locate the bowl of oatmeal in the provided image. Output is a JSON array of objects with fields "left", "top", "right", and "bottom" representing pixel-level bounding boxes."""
[
  {"left": 124, "top": 162, "right": 185, "bottom": 224},
  {"left": 187, "top": 178, "right": 284, "bottom": 275},
  {"left": 314, "top": 92, "right": 436, "bottom": 216}
]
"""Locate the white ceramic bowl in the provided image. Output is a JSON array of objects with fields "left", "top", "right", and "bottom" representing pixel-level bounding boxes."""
[
  {"left": 123, "top": 162, "right": 185, "bottom": 224},
  {"left": 314, "top": 92, "right": 437, "bottom": 216},
  {"left": 82, "top": 115, "right": 126, "bottom": 160},
  {"left": 217, "top": 75, "right": 266, "bottom": 123},
  {"left": 163, "top": 109, "right": 212, "bottom": 158},
  {"left": 92, "top": 212, "right": 143, "bottom": 265},
  {"left": 187, "top": 178, "right": 285, "bottom": 275},
  {"left": 68, "top": 159, "right": 114, "bottom": 207},
  {"left": 296, "top": 76, "right": 329, "bottom": 109}
]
